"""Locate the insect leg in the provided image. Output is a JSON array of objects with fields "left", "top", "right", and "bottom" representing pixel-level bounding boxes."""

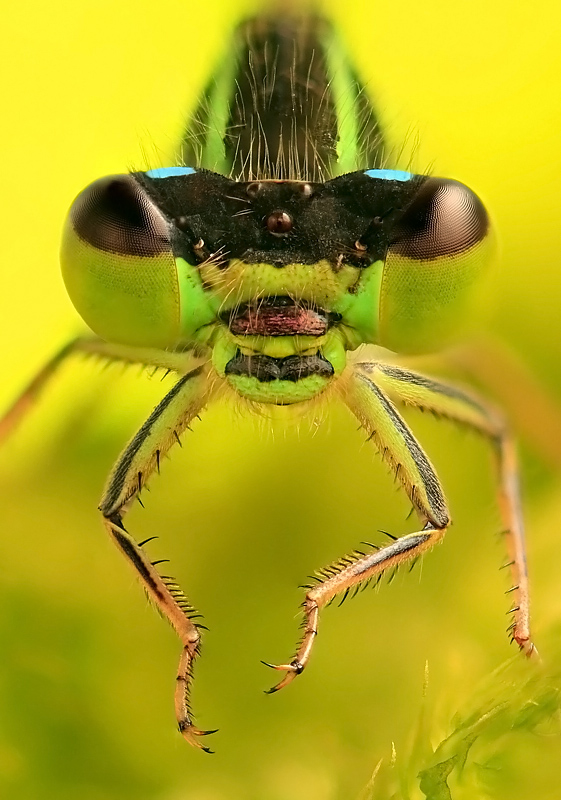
[
  {"left": 264, "top": 367, "right": 450, "bottom": 693},
  {"left": 450, "top": 336, "right": 561, "bottom": 471},
  {"left": 360, "top": 359, "right": 536, "bottom": 657},
  {"left": 99, "top": 365, "right": 218, "bottom": 752},
  {"left": 0, "top": 335, "right": 200, "bottom": 442}
]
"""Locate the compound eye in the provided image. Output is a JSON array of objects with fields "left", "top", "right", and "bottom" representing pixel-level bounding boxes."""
[
  {"left": 68, "top": 174, "right": 171, "bottom": 257},
  {"left": 61, "top": 174, "right": 182, "bottom": 348},
  {"left": 390, "top": 178, "right": 489, "bottom": 260},
  {"left": 380, "top": 178, "right": 493, "bottom": 354}
]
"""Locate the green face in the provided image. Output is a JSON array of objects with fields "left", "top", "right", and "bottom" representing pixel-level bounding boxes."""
[{"left": 60, "top": 18, "right": 493, "bottom": 406}]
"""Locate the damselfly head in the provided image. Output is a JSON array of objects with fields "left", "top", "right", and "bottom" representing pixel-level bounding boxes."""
[{"left": 60, "top": 13, "right": 494, "bottom": 407}]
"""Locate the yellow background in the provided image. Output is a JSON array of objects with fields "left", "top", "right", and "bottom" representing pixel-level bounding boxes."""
[{"left": 1, "top": 1, "right": 560, "bottom": 798}]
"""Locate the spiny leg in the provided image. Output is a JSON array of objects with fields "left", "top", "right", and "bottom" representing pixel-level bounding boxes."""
[
  {"left": 0, "top": 335, "right": 200, "bottom": 443},
  {"left": 361, "top": 359, "right": 536, "bottom": 656},
  {"left": 449, "top": 336, "right": 561, "bottom": 472},
  {"left": 264, "top": 366, "right": 450, "bottom": 692},
  {"left": 99, "top": 365, "right": 218, "bottom": 751},
  {"left": 0, "top": 338, "right": 78, "bottom": 441}
]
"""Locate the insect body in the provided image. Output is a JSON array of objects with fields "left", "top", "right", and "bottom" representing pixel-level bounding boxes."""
[{"left": 1, "top": 14, "right": 535, "bottom": 751}]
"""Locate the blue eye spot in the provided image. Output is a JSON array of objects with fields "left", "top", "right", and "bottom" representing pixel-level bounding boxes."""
[
  {"left": 365, "top": 169, "right": 412, "bottom": 182},
  {"left": 145, "top": 167, "right": 197, "bottom": 179}
]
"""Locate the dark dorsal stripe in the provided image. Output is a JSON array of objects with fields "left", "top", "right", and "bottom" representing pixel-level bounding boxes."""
[
  {"left": 181, "top": 16, "right": 384, "bottom": 181},
  {"left": 225, "top": 16, "right": 337, "bottom": 181}
]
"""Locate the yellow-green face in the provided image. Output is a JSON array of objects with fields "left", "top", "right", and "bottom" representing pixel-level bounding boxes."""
[{"left": 61, "top": 166, "right": 492, "bottom": 403}]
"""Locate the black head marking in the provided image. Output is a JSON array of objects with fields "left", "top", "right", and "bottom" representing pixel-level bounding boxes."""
[{"left": 136, "top": 168, "right": 429, "bottom": 268}]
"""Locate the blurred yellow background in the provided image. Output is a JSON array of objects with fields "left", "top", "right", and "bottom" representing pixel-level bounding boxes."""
[{"left": 1, "top": 1, "right": 561, "bottom": 798}]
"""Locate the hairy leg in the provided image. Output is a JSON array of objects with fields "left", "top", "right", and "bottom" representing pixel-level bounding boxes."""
[
  {"left": 450, "top": 337, "right": 561, "bottom": 471},
  {"left": 99, "top": 365, "right": 218, "bottom": 751},
  {"left": 362, "top": 359, "right": 535, "bottom": 656},
  {"left": 0, "top": 335, "right": 201, "bottom": 442},
  {"left": 264, "top": 365, "right": 450, "bottom": 692}
]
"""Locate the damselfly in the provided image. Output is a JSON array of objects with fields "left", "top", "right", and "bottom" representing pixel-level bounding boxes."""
[{"left": 0, "top": 12, "right": 536, "bottom": 752}]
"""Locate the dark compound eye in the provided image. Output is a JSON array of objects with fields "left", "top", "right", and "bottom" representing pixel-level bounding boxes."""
[
  {"left": 61, "top": 173, "right": 183, "bottom": 350},
  {"left": 266, "top": 210, "right": 293, "bottom": 235},
  {"left": 68, "top": 174, "right": 171, "bottom": 257},
  {"left": 389, "top": 177, "right": 489, "bottom": 260},
  {"left": 379, "top": 176, "right": 494, "bottom": 355}
]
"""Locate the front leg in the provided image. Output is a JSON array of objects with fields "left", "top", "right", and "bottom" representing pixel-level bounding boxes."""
[
  {"left": 264, "top": 367, "right": 450, "bottom": 692},
  {"left": 99, "top": 364, "right": 218, "bottom": 751},
  {"left": 366, "top": 359, "right": 535, "bottom": 656}
]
